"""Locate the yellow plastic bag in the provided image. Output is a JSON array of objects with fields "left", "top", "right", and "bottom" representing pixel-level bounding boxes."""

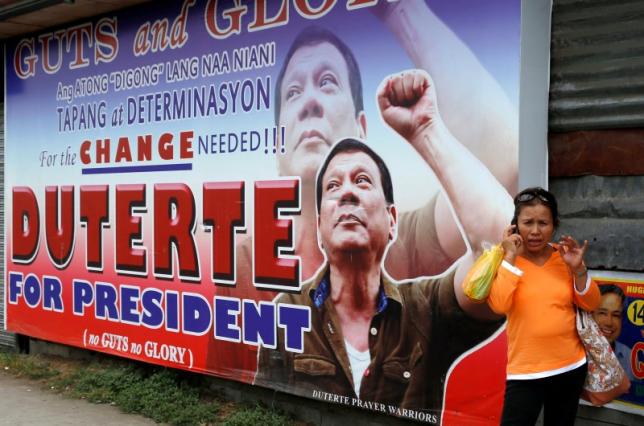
[{"left": 462, "top": 243, "right": 504, "bottom": 303}]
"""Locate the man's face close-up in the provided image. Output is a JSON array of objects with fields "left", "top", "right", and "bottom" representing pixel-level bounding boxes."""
[
  {"left": 318, "top": 150, "right": 395, "bottom": 258},
  {"left": 593, "top": 292, "right": 624, "bottom": 345},
  {"left": 278, "top": 42, "right": 366, "bottom": 182}
]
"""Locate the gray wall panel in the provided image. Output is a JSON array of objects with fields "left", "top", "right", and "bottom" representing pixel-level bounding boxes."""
[
  {"left": 549, "top": 1, "right": 644, "bottom": 272},
  {"left": 550, "top": 0, "right": 644, "bottom": 131},
  {"left": 551, "top": 176, "right": 644, "bottom": 271}
]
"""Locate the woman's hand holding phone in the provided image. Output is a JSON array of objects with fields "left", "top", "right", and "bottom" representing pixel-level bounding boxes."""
[{"left": 501, "top": 224, "right": 523, "bottom": 264}]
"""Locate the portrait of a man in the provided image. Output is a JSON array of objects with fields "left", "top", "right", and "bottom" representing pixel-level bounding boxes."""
[
  {"left": 254, "top": 138, "right": 501, "bottom": 415},
  {"left": 593, "top": 285, "right": 635, "bottom": 381},
  {"left": 207, "top": 5, "right": 518, "bottom": 403}
]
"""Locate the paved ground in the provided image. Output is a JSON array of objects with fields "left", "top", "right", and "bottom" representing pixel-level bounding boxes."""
[{"left": 0, "top": 373, "right": 159, "bottom": 425}]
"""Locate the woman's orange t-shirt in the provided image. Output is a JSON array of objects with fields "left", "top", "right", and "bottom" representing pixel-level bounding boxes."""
[{"left": 487, "top": 248, "right": 600, "bottom": 379}]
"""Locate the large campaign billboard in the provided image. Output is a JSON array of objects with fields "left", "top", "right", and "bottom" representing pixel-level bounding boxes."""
[{"left": 5, "top": 1, "right": 521, "bottom": 423}]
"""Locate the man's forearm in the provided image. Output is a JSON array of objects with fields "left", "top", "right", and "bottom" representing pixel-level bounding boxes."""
[
  {"left": 414, "top": 125, "right": 511, "bottom": 320},
  {"left": 411, "top": 123, "right": 513, "bottom": 260}
]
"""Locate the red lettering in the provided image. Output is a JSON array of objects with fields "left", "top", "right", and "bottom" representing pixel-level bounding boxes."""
[
  {"left": 137, "top": 135, "right": 152, "bottom": 161},
  {"left": 12, "top": 187, "right": 40, "bottom": 263},
  {"left": 115, "top": 137, "right": 133, "bottom": 162},
  {"left": 633, "top": 341, "right": 644, "bottom": 380},
  {"left": 80, "top": 186, "right": 109, "bottom": 270},
  {"left": 154, "top": 184, "right": 199, "bottom": 279},
  {"left": 133, "top": 23, "right": 151, "bottom": 56},
  {"left": 346, "top": 0, "right": 377, "bottom": 10},
  {"left": 170, "top": 0, "right": 195, "bottom": 47},
  {"left": 158, "top": 133, "right": 174, "bottom": 160},
  {"left": 96, "top": 139, "right": 110, "bottom": 163},
  {"left": 294, "top": 0, "right": 336, "bottom": 18},
  {"left": 254, "top": 179, "right": 300, "bottom": 290},
  {"left": 94, "top": 17, "right": 118, "bottom": 64},
  {"left": 45, "top": 186, "right": 75, "bottom": 267},
  {"left": 16, "top": 19, "right": 118, "bottom": 78},
  {"left": 78, "top": 133, "right": 191, "bottom": 164},
  {"left": 150, "top": 20, "right": 170, "bottom": 52},
  {"left": 203, "top": 182, "right": 245, "bottom": 282},
  {"left": 205, "top": 0, "right": 247, "bottom": 40},
  {"left": 80, "top": 140, "right": 92, "bottom": 164},
  {"left": 14, "top": 38, "right": 37, "bottom": 79},
  {"left": 202, "top": 0, "right": 382, "bottom": 41},
  {"left": 133, "top": 0, "right": 194, "bottom": 56},
  {"left": 38, "top": 31, "right": 64, "bottom": 74},
  {"left": 66, "top": 23, "right": 93, "bottom": 69},
  {"left": 180, "top": 131, "right": 194, "bottom": 159},
  {"left": 249, "top": 0, "right": 288, "bottom": 31},
  {"left": 115, "top": 185, "right": 147, "bottom": 274}
]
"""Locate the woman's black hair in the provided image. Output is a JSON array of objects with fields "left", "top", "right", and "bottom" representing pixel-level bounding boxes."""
[{"left": 512, "top": 187, "right": 560, "bottom": 227}]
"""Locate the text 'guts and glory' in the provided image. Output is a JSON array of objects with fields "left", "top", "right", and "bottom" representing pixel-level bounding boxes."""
[{"left": 15, "top": 0, "right": 383, "bottom": 80}]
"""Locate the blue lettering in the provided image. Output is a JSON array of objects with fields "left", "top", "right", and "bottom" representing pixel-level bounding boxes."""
[
  {"left": 9, "top": 272, "right": 23, "bottom": 304},
  {"left": 24, "top": 274, "right": 41, "bottom": 308},
  {"left": 43, "top": 276, "right": 63, "bottom": 311},
  {"left": 95, "top": 282, "right": 118, "bottom": 320},
  {"left": 182, "top": 293, "right": 211, "bottom": 335},
  {"left": 141, "top": 289, "right": 164, "bottom": 328},
  {"left": 73, "top": 279, "right": 94, "bottom": 315},
  {"left": 166, "top": 291, "right": 179, "bottom": 332},
  {"left": 243, "top": 301, "right": 276, "bottom": 348},
  {"left": 120, "top": 286, "right": 140, "bottom": 325},
  {"left": 126, "top": 97, "right": 136, "bottom": 124},
  {"left": 214, "top": 297, "right": 240, "bottom": 341},
  {"left": 278, "top": 305, "right": 311, "bottom": 353}
]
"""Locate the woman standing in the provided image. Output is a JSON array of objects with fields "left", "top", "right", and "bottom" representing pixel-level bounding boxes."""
[{"left": 488, "top": 187, "right": 600, "bottom": 425}]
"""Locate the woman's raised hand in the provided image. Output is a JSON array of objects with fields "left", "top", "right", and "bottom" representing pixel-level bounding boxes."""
[
  {"left": 557, "top": 235, "right": 588, "bottom": 273},
  {"left": 501, "top": 225, "right": 523, "bottom": 264}
]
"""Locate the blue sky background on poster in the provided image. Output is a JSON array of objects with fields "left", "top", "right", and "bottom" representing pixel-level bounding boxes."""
[{"left": 6, "top": 0, "right": 520, "bottom": 214}]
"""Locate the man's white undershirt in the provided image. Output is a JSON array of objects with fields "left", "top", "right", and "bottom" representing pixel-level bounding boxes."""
[{"left": 345, "top": 339, "right": 370, "bottom": 397}]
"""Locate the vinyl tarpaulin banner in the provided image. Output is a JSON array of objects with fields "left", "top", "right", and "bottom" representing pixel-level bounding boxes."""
[{"left": 5, "top": 1, "right": 521, "bottom": 423}]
